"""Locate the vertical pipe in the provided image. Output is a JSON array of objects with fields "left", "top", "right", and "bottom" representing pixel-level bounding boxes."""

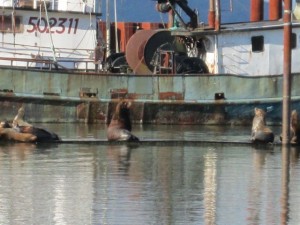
[
  {"left": 208, "top": 0, "right": 215, "bottom": 28},
  {"left": 106, "top": 0, "right": 110, "bottom": 58},
  {"left": 282, "top": 0, "right": 292, "bottom": 145},
  {"left": 269, "top": 0, "right": 282, "bottom": 20},
  {"left": 250, "top": 0, "right": 263, "bottom": 22},
  {"left": 214, "top": 0, "right": 220, "bottom": 31},
  {"left": 168, "top": 9, "right": 174, "bottom": 29},
  {"left": 114, "top": 0, "right": 119, "bottom": 53}
]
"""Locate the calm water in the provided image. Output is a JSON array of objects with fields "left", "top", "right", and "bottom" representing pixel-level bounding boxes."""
[{"left": 0, "top": 124, "right": 300, "bottom": 225}]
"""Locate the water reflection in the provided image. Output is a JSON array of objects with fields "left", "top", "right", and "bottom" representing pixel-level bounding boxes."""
[
  {"left": 106, "top": 144, "right": 134, "bottom": 174},
  {"left": 0, "top": 125, "right": 300, "bottom": 225},
  {"left": 203, "top": 150, "right": 217, "bottom": 225},
  {"left": 281, "top": 145, "right": 290, "bottom": 225},
  {"left": 0, "top": 142, "right": 36, "bottom": 161}
]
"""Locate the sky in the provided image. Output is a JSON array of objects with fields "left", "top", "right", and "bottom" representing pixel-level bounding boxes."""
[{"left": 99, "top": 0, "right": 298, "bottom": 24}]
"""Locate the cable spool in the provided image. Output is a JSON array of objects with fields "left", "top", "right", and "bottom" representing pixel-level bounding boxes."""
[{"left": 126, "top": 30, "right": 186, "bottom": 74}]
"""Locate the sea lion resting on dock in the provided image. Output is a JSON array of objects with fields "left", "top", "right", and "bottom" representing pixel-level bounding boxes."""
[
  {"left": 251, "top": 108, "right": 274, "bottom": 143},
  {"left": 13, "top": 107, "right": 60, "bottom": 142},
  {"left": 16, "top": 126, "right": 61, "bottom": 142},
  {"left": 0, "top": 107, "right": 61, "bottom": 143},
  {"left": 0, "top": 120, "right": 37, "bottom": 142},
  {"left": 107, "top": 100, "right": 139, "bottom": 142}
]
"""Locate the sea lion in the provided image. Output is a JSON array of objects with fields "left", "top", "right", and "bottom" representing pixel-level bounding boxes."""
[
  {"left": 107, "top": 100, "right": 139, "bottom": 141},
  {"left": 10, "top": 107, "right": 61, "bottom": 142},
  {"left": 280, "top": 109, "right": 300, "bottom": 144},
  {"left": 290, "top": 110, "right": 300, "bottom": 143},
  {"left": 12, "top": 107, "right": 32, "bottom": 127},
  {"left": 0, "top": 120, "right": 37, "bottom": 142},
  {"left": 18, "top": 126, "right": 61, "bottom": 142},
  {"left": 251, "top": 107, "right": 274, "bottom": 143},
  {"left": 0, "top": 120, "right": 11, "bottom": 128}
]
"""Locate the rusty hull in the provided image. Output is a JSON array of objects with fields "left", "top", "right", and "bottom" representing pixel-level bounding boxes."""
[
  {"left": 1, "top": 67, "right": 300, "bottom": 125},
  {"left": 0, "top": 94, "right": 294, "bottom": 126}
]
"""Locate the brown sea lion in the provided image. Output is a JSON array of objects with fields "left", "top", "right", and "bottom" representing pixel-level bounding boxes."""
[
  {"left": 280, "top": 109, "right": 300, "bottom": 144},
  {"left": 251, "top": 108, "right": 274, "bottom": 143},
  {"left": 290, "top": 110, "right": 300, "bottom": 143},
  {"left": 18, "top": 126, "right": 61, "bottom": 142},
  {"left": 0, "top": 120, "right": 37, "bottom": 142},
  {"left": 107, "top": 100, "right": 139, "bottom": 141},
  {"left": 9, "top": 107, "right": 61, "bottom": 143}
]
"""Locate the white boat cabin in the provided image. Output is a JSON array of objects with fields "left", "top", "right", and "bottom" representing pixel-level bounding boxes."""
[
  {"left": 172, "top": 19, "right": 300, "bottom": 77},
  {"left": 0, "top": 0, "right": 100, "bottom": 70}
]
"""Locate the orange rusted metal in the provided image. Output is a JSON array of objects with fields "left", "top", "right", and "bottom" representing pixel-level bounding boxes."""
[
  {"left": 125, "top": 29, "right": 156, "bottom": 75},
  {"left": 250, "top": 0, "right": 263, "bottom": 22},
  {"left": 269, "top": 0, "right": 282, "bottom": 20},
  {"left": 282, "top": 0, "right": 292, "bottom": 144},
  {"left": 208, "top": 11, "right": 215, "bottom": 28},
  {"left": 110, "top": 88, "right": 128, "bottom": 99},
  {"left": 139, "top": 22, "right": 164, "bottom": 30},
  {"left": 208, "top": 0, "right": 215, "bottom": 28},
  {"left": 98, "top": 21, "right": 107, "bottom": 43},
  {"left": 125, "top": 30, "right": 174, "bottom": 75},
  {"left": 117, "top": 22, "right": 135, "bottom": 52},
  {"left": 159, "top": 92, "right": 184, "bottom": 100},
  {"left": 98, "top": 21, "right": 166, "bottom": 55}
]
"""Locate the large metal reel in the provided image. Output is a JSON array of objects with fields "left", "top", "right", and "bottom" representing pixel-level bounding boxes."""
[{"left": 126, "top": 30, "right": 184, "bottom": 74}]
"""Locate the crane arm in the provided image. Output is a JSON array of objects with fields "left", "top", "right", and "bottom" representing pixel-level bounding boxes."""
[{"left": 156, "top": 0, "right": 198, "bottom": 29}]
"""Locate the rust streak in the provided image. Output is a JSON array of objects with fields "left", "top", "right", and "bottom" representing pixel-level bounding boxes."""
[{"left": 159, "top": 92, "right": 184, "bottom": 100}]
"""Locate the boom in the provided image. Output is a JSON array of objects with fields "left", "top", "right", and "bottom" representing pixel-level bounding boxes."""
[{"left": 156, "top": 0, "right": 198, "bottom": 29}]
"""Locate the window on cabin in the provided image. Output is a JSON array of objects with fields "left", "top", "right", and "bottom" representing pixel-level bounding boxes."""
[
  {"left": 291, "top": 33, "right": 297, "bottom": 49},
  {"left": 251, "top": 36, "right": 264, "bottom": 52},
  {"left": 0, "top": 16, "right": 22, "bottom": 33}
]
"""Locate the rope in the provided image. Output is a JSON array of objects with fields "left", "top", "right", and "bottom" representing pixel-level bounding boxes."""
[
  {"left": 159, "top": 13, "right": 166, "bottom": 29},
  {"left": 43, "top": 0, "right": 57, "bottom": 63},
  {"left": 66, "top": 25, "right": 93, "bottom": 58}
]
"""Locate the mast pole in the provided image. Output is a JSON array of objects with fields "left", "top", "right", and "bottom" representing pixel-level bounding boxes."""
[
  {"left": 106, "top": 0, "right": 111, "bottom": 58},
  {"left": 215, "top": 0, "right": 220, "bottom": 31},
  {"left": 208, "top": 0, "right": 215, "bottom": 28},
  {"left": 282, "top": 0, "right": 292, "bottom": 145},
  {"left": 114, "top": 0, "right": 119, "bottom": 53}
]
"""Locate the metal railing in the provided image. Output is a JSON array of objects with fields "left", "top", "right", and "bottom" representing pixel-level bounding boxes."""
[{"left": 0, "top": 56, "right": 96, "bottom": 72}]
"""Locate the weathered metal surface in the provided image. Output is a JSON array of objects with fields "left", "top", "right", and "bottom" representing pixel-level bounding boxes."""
[
  {"left": 159, "top": 92, "right": 184, "bottom": 100},
  {"left": 1, "top": 67, "right": 300, "bottom": 125},
  {"left": 1, "top": 91, "right": 300, "bottom": 125},
  {"left": 125, "top": 30, "right": 158, "bottom": 74},
  {"left": 110, "top": 89, "right": 128, "bottom": 99},
  {"left": 2, "top": 68, "right": 300, "bottom": 100}
]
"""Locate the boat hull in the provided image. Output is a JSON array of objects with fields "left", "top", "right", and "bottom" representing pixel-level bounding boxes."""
[{"left": 0, "top": 67, "right": 299, "bottom": 125}]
